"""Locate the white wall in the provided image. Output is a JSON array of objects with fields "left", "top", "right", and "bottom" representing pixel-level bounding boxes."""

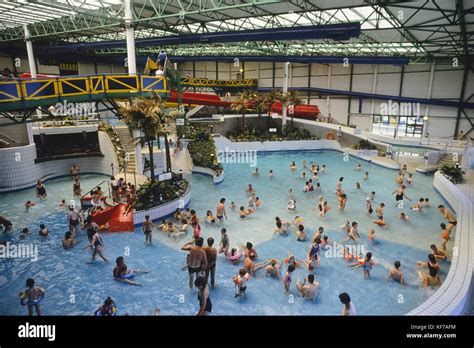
[{"left": 181, "top": 60, "right": 472, "bottom": 136}]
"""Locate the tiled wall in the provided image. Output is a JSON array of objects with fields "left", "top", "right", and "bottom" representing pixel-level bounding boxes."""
[
  {"left": 0, "top": 131, "right": 119, "bottom": 192},
  {"left": 133, "top": 186, "right": 191, "bottom": 226},
  {"left": 192, "top": 165, "right": 225, "bottom": 184}
]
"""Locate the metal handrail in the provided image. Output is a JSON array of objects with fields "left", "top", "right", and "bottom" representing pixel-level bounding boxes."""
[{"left": 80, "top": 179, "right": 111, "bottom": 202}]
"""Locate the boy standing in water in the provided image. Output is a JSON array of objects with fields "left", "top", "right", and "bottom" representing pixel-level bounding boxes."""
[
  {"left": 20, "top": 278, "right": 45, "bottom": 316},
  {"left": 143, "top": 215, "right": 154, "bottom": 245}
]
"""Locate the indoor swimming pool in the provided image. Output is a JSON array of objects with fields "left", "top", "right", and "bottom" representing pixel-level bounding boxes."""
[{"left": 0, "top": 151, "right": 454, "bottom": 315}]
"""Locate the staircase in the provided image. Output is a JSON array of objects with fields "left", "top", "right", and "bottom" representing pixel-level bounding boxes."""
[
  {"left": 114, "top": 126, "right": 137, "bottom": 173},
  {"left": 437, "top": 153, "right": 461, "bottom": 169}
]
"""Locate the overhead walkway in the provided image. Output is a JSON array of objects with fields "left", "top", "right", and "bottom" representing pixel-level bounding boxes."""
[{"left": 0, "top": 74, "right": 169, "bottom": 112}]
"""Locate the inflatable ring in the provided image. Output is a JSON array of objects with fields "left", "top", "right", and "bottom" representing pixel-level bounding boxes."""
[
  {"left": 120, "top": 270, "right": 134, "bottom": 279},
  {"left": 326, "top": 132, "right": 336, "bottom": 140},
  {"left": 19, "top": 291, "right": 44, "bottom": 306},
  {"left": 227, "top": 249, "right": 242, "bottom": 261}
]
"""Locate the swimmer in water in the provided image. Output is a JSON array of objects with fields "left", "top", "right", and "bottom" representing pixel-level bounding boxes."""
[
  {"left": 274, "top": 220, "right": 288, "bottom": 235},
  {"left": 366, "top": 197, "right": 373, "bottom": 215},
  {"left": 206, "top": 210, "right": 216, "bottom": 224},
  {"left": 430, "top": 244, "right": 448, "bottom": 261},
  {"left": 350, "top": 252, "right": 375, "bottom": 278},
  {"left": 244, "top": 242, "right": 258, "bottom": 259},
  {"left": 364, "top": 172, "right": 369, "bottom": 181},
  {"left": 268, "top": 169, "right": 273, "bottom": 178},
  {"left": 296, "top": 224, "right": 306, "bottom": 241},
  {"left": 218, "top": 228, "right": 229, "bottom": 255},
  {"left": 265, "top": 259, "right": 281, "bottom": 278},
  {"left": 368, "top": 229, "right": 375, "bottom": 242},
  {"left": 239, "top": 206, "right": 254, "bottom": 218},
  {"left": 287, "top": 199, "right": 296, "bottom": 211},
  {"left": 296, "top": 274, "right": 319, "bottom": 301},
  {"left": 25, "top": 200, "right": 35, "bottom": 211},
  {"left": 440, "top": 223, "right": 450, "bottom": 251},
  {"left": 245, "top": 184, "right": 255, "bottom": 195},
  {"left": 62, "top": 231, "right": 78, "bottom": 249},
  {"left": 301, "top": 172, "right": 307, "bottom": 180},
  {"left": 410, "top": 198, "right": 424, "bottom": 212},
  {"left": 229, "top": 201, "right": 236, "bottom": 210},
  {"left": 288, "top": 188, "right": 294, "bottom": 198},
  {"left": 19, "top": 278, "right": 45, "bottom": 316},
  {"left": 406, "top": 173, "right": 414, "bottom": 186},
  {"left": 38, "top": 224, "right": 48, "bottom": 237},
  {"left": 282, "top": 264, "right": 296, "bottom": 293},
  {"left": 387, "top": 261, "right": 405, "bottom": 285},
  {"left": 338, "top": 193, "right": 347, "bottom": 212},
  {"left": 58, "top": 199, "right": 66, "bottom": 208},
  {"left": 252, "top": 167, "right": 259, "bottom": 176},
  {"left": 417, "top": 254, "right": 442, "bottom": 288},
  {"left": 289, "top": 161, "right": 297, "bottom": 171},
  {"left": 35, "top": 181, "right": 47, "bottom": 199},
  {"left": 336, "top": 177, "right": 344, "bottom": 195},
  {"left": 355, "top": 182, "right": 361, "bottom": 190},
  {"left": 143, "top": 215, "right": 154, "bottom": 245},
  {"left": 399, "top": 212, "right": 409, "bottom": 221},
  {"left": 113, "top": 256, "right": 149, "bottom": 286},
  {"left": 355, "top": 163, "right": 362, "bottom": 171}
]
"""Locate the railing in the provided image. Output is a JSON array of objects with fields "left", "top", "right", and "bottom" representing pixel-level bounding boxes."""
[
  {"left": 80, "top": 179, "right": 111, "bottom": 203},
  {"left": 0, "top": 74, "right": 170, "bottom": 111}
]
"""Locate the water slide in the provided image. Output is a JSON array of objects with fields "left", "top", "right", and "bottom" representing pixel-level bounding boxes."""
[
  {"left": 167, "top": 91, "right": 320, "bottom": 119},
  {"left": 90, "top": 203, "right": 134, "bottom": 233}
]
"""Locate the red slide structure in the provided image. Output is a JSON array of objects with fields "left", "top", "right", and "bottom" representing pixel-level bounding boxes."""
[
  {"left": 90, "top": 204, "right": 134, "bottom": 233},
  {"left": 167, "top": 91, "right": 320, "bottom": 119}
]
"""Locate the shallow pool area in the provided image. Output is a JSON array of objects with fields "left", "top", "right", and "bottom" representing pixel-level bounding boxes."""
[{"left": 0, "top": 151, "right": 454, "bottom": 315}]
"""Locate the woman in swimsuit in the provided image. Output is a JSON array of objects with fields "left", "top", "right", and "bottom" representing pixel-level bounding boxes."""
[
  {"left": 282, "top": 264, "right": 295, "bottom": 293},
  {"left": 417, "top": 254, "right": 442, "bottom": 288},
  {"left": 392, "top": 185, "right": 411, "bottom": 204},
  {"left": 35, "top": 181, "right": 47, "bottom": 199},
  {"left": 83, "top": 229, "right": 108, "bottom": 263},
  {"left": 195, "top": 276, "right": 212, "bottom": 316}
]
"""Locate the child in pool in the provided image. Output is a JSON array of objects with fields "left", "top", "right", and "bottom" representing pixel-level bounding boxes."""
[
  {"left": 301, "top": 172, "right": 307, "bottom": 179},
  {"left": 287, "top": 200, "right": 296, "bottom": 211},
  {"left": 355, "top": 163, "right": 362, "bottom": 171},
  {"left": 266, "top": 259, "right": 281, "bottom": 278},
  {"left": 229, "top": 202, "right": 236, "bottom": 210},
  {"left": 368, "top": 229, "right": 375, "bottom": 242},
  {"left": 206, "top": 210, "right": 216, "bottom": 223},
  {"left": 293, "top": 216, "right": 304, "bottom": 227},
  {"left": 399, "top": 212, "right": 409, "bottom": 221},
  {"left": 440, "top": 223, "right": 450, "bottom": 251},
  {"left": 58, "top": 199, "right": 67, "bottom": 208},
  {"left": 233, "top": 268, "right": 249, "bottom": 297},
  {"left": 25, "top": 201, "right": 35, "bottom": 211},
  {"left": 38, "top": 224, "right": 48, "bottom": 237},
  {"left": 296, "top": 224, "right": 306, "bottom": 241},
  {"left": 19, "top": 278, "right": 45, "bottom": 316},
  {"left": 255, "top": 197, "right": 261, "bottom": 208},
  {"left": 282, "top": 264, "right": 296, "bottom": 293},
  {"left": 268, "top": 170, "right": 273, "bottom": 178},
  {"left": 411, "top": 198, "right": 424, "bottom": 212},
  {"left": 424, "top": 198, "right": 430, "bottom": 207},
  {"left": 355, "top": 182, "right": 361, "bottom": 190},
  {"left": 289, "top": 161, "right": 297, "bottom": 170},
  {"left": 252, "top": 167, "right": 259, "bottom": 176},
  {"left": 239, "top": 206, "right": 254, "bottom": 218},
  {"left": 350, "top": 252, "right": 375, "bottom": 278},
  {"left": 364, "top": 172, "right": 369, "bottom": 180}
]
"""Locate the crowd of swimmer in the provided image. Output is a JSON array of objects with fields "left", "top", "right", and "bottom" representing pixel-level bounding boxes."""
[{"left": 2, "top": 159, "right": 456, "bottom": 316}]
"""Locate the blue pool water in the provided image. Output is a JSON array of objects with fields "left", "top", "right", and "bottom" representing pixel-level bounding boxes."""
[{"left": 0, "top": 151, "right": 453, "bottom": 315}]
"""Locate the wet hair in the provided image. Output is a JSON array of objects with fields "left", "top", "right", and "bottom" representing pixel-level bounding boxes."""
[
  {"left": 323, "top": 235, "right": 328, "bottom": 241},
  {"left": 365, "top": 252, "right": 372, "bottom": 261},
  {"left": 190, "top": 209, "right": 196, "bottom": 214},
  {"left": 425, "top": 198, "right": 429, "bottom": 202},
  {"left": 339, "top": 292, "right": 351, "bottom": 306},
  {"left": 221, "top": 228, "right": 227, "bottom": 233},
  {"left": 195, "top": 237, "right": 204, "bottom": 247},
  {"left": 428, "top": 254, "right": 437, "bottom": 264},
  {"left": 65, "top": 231, "right": 72, "bottom": 239},
  {"left": 438, "top": 205, "right": 444, "bottom": 209},
  {"left": 206, "top": 210, "right": 212, "bottom": 216},
  {"left": 276, "top": 221, "right": 282, "bottom": 228},
  {"left": 288, "top": 264, "right": 296, "bottom": 273},
  {"left": 220, "top": 198, "right": 226, "bottom": 203},
  {"left": 394, "top": 261, "right": 401, "bottom": 269},
  {"left": 371, "top": 191, "right": 375, "bottom": 195},
  {"left": 22, "top": 228, "right": 29, "bottom": 233},
  {"left": 430, "top": 244, "right": 437, "bottom": 250},
  {"left": 440, "top": 223, "right": 447, "bottom": 229},
  {"left": 231, "top": 248, "right": 237, "bottom": 256},
  {"left": 419, "top": 198, "right": 424, "bottom": 202},
  {"left": 314, "top": 237, "right": 322, "bottom": 245},
  {"left": 380, "top": 203, "right": 385, "bottom": 207},
  {"left": 275, "top": 217, "right": 281, "bottom": 222},
  {"left": 318, "top": 226, "right": 324, "bottom": 232},
  {"left": 207, "top": 237, "right": 214, "bottom": 247},
  {"left": 104, "top": 297, "right": 114, "bottom": 307},
  {"left": 308, "top": 274, "right": 315, "bottom": 284},
  {"left": 428, "top": 266, "right": 438, "bottom": 277},
  {"left": 39, "top": 224, "right": 45, "bottom": 229},
  {"left": 352, "top": 221, "right": 358, "bottom": 227},
  {"left": 298, "top": 224, "right": 304, "bottom": 232},
  {"left": 339, "top": 177, "right": 343, "bottom": 181},
  {"left": 194, "top": 276, "right": 207, "bottom": 288},
  {"left": 145, "top": 215, "right": 150, "bottom": 220},
  {"left": 246, "top": 242, "right": 253, "bottom": 250},
  {"left": 240, "top": 206, "right": 245, "bottom": 211},
  {"left": 239, "top": 269, "right": 246, "bottom": 276},
  {"left": 26, "top": 278, "right": 34, "bottom": 288},
  {"left": 111, "top": 176, "right": 115, "bottom": 180}
]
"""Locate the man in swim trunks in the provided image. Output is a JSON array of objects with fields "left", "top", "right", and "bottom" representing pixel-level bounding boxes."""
[
  {"left": 296, "top": 274, "right": 319, "bottom": 301},
  {"left": 143, "top": 215, "right": 154, "bottom": 245},
  {"left": 184, "top": 237, "right": 207, "bottom": 289},
  {"left": 387, "top": 261, "right": 405, "bottom": 285},
  {"left": 438, "top": 205, "right": 457, "bottom": 233},
  {"left": 218, "top": 228, "right": 229, "bottom": 255},
  {"left": 216, "top": 198, "right": 227, "bottom": 222},
  {"left": 203, "top": 237, "right": 217, "bottom": 288}
]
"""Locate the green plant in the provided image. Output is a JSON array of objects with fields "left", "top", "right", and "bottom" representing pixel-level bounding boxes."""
[
  {"left": 134, "top": 173, "right": 189, "bottom": 211},
  {"left": 187, "top": 130, "right": 223, "bottom": 175},
  {"left": 440, "top": 165, "right": 465, "bottom": 184},
  {"left": 351, "top": 139, "right": 377, "bottom": 150}
]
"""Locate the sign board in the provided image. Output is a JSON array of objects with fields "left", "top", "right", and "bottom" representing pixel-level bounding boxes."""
[
  {"left": 269, "top": 128, "right": 277, "bottom": 133},
  {"left": 176, "top": 118, "right": 185, "bottom": 126},
  {"left": 158, "top": 172, "right": 172, "bottom": 181}
]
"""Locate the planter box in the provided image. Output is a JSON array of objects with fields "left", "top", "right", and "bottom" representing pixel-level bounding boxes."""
[
  {"left": 192, "top": 165, "right": 224, "bottom": 184},
  {"left": 133, "top": 185, "right": 191, "bottom": 226}
]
